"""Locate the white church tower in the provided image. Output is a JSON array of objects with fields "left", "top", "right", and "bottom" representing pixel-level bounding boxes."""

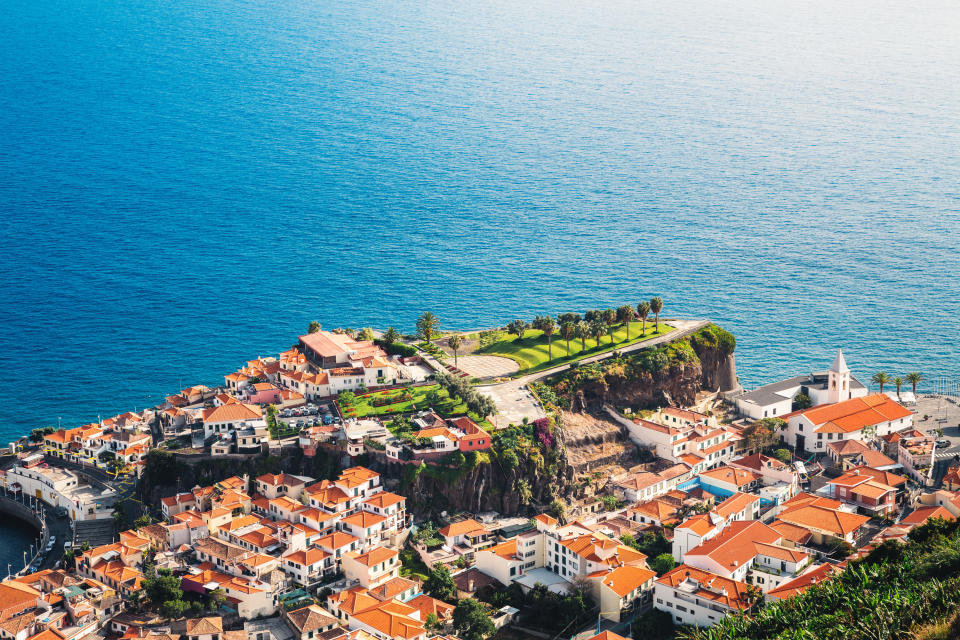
[{"left": 827, "top": 348, "right": 851, "bottom": 403}]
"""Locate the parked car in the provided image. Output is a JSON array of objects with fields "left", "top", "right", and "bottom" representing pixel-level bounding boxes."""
[
  {"left": 63, "top": 541, "right": 72, "bottom": 550},
  {"left": 937, "top": 439, "right": 951, "bottom": 448},
  {"left": 322, "top": 414, "right": 333, "bottom": 425}
]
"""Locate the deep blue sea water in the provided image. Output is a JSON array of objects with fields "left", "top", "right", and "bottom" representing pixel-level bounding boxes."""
[{"left": 1, "top": 0, "right": 959, "bottom": 443}]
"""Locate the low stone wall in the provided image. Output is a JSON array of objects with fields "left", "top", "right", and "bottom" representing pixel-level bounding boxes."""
[{"left": 0, "top": 495, "right": 47, "bottom": 574}]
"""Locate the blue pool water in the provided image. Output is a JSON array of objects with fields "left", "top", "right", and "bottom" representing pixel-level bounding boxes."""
[{"left": 1, "top": 0, "right": 958, "bottom": 442}]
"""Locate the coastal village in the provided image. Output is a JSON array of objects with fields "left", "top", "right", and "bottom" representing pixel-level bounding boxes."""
[{"left": 1, "top": 307, "right": 958, "bottom": 640}]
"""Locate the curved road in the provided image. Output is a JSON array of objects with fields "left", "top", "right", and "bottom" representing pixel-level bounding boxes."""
[{"left": 475, "top": 319, "right": 712, "bottom": 426}]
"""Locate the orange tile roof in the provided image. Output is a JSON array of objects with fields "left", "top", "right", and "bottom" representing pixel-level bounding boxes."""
[
  {"left": 849, "top": 466, "right": 907, "bottom": 488},
  {"left": 600, "top": 565, "right": 657, "bottom": 597},
  {"left": 778, "top": 505, "right": 870, "bottom": 536},
  {"left": 284, "top": 547, "right": 330, "bottom": 566},
  {"left": 712, "top": 492, "right": 761, "bottom": 519},
  {"left": 902, "top": 506, "right": 956, "bottom": 526},
  {"left": 685, "top": 521, "right": 780, "bottom": 569},
  {"left": 768, "top": 520, "right": 814, "bottom": 545},
  {"left": 348, "top": 546, "right": 398, "bottom": 567},
  {"left": 364, "top": 492, "right": 405, "bottom": 509},
  {"left": 202, "top": 403, "right": 262, "bottom": 423},
  {"left": 802, "top": 394, "right": 912, "bottom": 433},
  {"left": 342, "top": 511, "right": 387, "bottom": 528},
  {"left": 767, "top": 563, "right": 838, "bottom": 600},
  {"left": 438, "top": 519, "right": 486, "bottom": 538},
  {"left": 657, "top": 565, "right": 751, "bottom": 611},
  {"left": 698, "top": 466, "right": 760, "bottom": 487}
]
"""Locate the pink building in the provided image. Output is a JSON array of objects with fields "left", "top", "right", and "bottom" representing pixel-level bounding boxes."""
[
  {"left": 448, "top": 416, "right": 492, "bottom": 452},
  {"left": 246, "top": 382, "right": 282, "bottom": 405}
]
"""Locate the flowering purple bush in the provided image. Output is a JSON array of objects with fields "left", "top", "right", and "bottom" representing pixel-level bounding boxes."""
[{"left": 533, "top": 418, "right": 555, "bottom": 449}]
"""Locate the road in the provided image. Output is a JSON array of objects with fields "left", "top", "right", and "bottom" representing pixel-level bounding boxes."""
[{"left": 476, "top": 319, "right": 711, "bottom": 426}]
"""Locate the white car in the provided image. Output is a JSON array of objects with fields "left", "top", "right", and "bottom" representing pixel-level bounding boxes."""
[{"left": 63, "top": 541, "right": 73, "bottom": 550}]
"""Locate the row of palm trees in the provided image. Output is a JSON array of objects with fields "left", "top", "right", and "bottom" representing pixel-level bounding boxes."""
[
  {"left": 871, "top": 371, "right": 924, "bottom": 397},
  {"left": 509, "top": 297, "right": 665, "bottom": 361}
]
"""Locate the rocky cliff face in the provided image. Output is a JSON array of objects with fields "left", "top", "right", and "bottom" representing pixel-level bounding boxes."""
[{"left": 564, "top": 324, "right": 738, "bottom": 411}]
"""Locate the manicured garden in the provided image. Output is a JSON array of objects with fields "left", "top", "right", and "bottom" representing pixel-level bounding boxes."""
[
  {"left": 475, "top": 322, "right": 673, "bottom": 374},
  {"left": 338, "top": 384, "right": 489, "bottom": 424}
]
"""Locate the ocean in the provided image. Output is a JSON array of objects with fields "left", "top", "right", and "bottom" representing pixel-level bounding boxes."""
[{"left": 1, "top": 0, "right": 959, "bottom": 444}]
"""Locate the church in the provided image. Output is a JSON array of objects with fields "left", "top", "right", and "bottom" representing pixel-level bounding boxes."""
[{"left": 734, "top": 349, "right": 868, "bottom": 420}]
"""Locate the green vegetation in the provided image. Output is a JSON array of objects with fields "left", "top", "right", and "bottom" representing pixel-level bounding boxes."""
[
  {"left": 773, "top": 448, "right": 792, "bottom": 463},
  {"left": 453, "top": 598, "right": 496, "bottom": 640},
  {"left": 688, "top": 323, "right": 736, "bottom": 355},
  {"left": 872, "top": 371, "right": 890, "bottom": 393},
  {"left": 650, "top": 552, "right": 677, "bottom": 576},
  {"left": 633, "top": 608, "right": 676, "bottom": 640},
  {"left": 338, "top": 384, "right": 470, "bottom": 419},
  {"left": 680, "top": 518, "right": 960, "bottom": 640},
  {"left": 423, "top": 563, "right": 458, "bottom": 603},
  {"left": 417, "top": 311, "right": 441, "bottom": 343},
  {"left": 399, "top": 547, "right": 430, "bottom": 582},
  {"left": 308, "top": 321, "right": 321, "bottom": 334},
  {"left": 621, "top": 531, "right": 673, "bottom": 559},
  {"left": 476, "top": 322, "right": 672, "bottom": 374}
]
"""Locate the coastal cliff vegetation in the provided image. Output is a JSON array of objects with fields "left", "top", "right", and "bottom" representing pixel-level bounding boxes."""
[
  {"left": 678, "top": 517, "right": 960, "bottom": 640},
  {"left": 538, "top": 323, "right": 737, "bottom": 411}
]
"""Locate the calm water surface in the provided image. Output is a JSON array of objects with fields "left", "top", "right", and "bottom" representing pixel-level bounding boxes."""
[{"left": 1, "top": 0, "right": 959, "bottom": 441}]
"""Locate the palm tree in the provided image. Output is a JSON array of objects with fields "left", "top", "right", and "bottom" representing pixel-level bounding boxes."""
[
  {"left": 872, "top": 372, "right": 890, "bottom": 394},
  {"left": 448, "top": 334, "right": 463, "bottom": 367},
  {"left": 381, "top": 326, "right": 400, "bottom": 345},
  {"left": 416, "top": 312, "right": 440, "bottom": 343},
  {"left": 575, "top": 321, "right": 589, "bottom": 352},
  {"left": 308, "top": 321, "right": 322, "bottom": 334},
  {"left": 650, "top": 297, "right": 663, "bottom": 332},
  {"left": 590, "top": 319, "right": 605, "bottom": 348},
  {"left": 541, "top": 316, "right": 557, "bottom": 361},
  {"left": 560, "top": 322, "right": 575, "bottom": 356},
  {"left": 906, "top": 372, "right": 924, "bottom": 397},
  {"left": 894, "top": 376, "right": 904, "bottom": 400},
  {"left": 636, "top": 301, "right": 650, "bottom": 336},
  {"left": 617, "top": 305, "right": 634, "bottom": 339}
]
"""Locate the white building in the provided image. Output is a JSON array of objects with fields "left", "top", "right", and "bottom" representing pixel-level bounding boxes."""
[
  {"left": 784, "top": 393, "right": 913, "bottom": 455},
  {"left": 2, "top": 464, "right": 115, "bottom": 521},
  {"left": 654, "top": 565, "right": 752, "bottom": 628},
  {"left": 734, "top": 350, "right": 867, "bottom": 419}
]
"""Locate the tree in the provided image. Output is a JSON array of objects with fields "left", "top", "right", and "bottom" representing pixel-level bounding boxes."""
[
  {"left": 417, "top": 312, "right": 441, "bottom": 343},
  {"left": 650, "top": 553, "right": 676, "bottom": 575},
  {"left": 161, "top": 599, "right": 189, "bottom": 619},
  {"left": 872, "top": 372, "right": 890, "bottom": 393},
  {"left": 424, "top": 563, "right": 458, "bottom": 603},
  {"left": 448, "top": 334, "right": 463, "bottom": 367},
  {"left": 356, "top": 327, "right": 375, "bottom": 341},
  {"left": 381, "top": 326, "right": 400, "bottom": 345},
  {"left": 632, "top": 608, "right": 674, "bottom": 640},
  {"left": 617, "top": 305, "right": 634, "bottom": 338},
  {"left": 590, "top": 319, "right": 605, "bottom": 348},
  {"left": 575, "top": 321, "right": 589, "bottom": 351},
  {"left": 308, "top": 321, "right": 322, "bottom": 334},
  {"left": 636, "top": 301, "right": 651, "bottom": 336},
  {"left": 773, "top": 448, "right": 793, "bottom": 463},
  {"left": 452, "top": 598, "right": 495, "bottom": 640},
  {"left": 558, "top": 312, "right": 581, "bottom": 325},
  {"left": 793, "top": 392, "right": 812, "bottom": 411},
  {"left": 906, "top": 372, "right": 924, "bottom": 397},
  {"left": 338, "top": 390, "right": 356, "bottom": 405},
  {"left": 893, "top": 376, "right": 904, "bottom": 400},
  {"left": 650, "top": 297, "right": 663, "bottom": 332},
  {"left": 541, "top": 316, "right": 557, "bottom": 361},
  {"left": 507, "top": 319, "right": 527, "bottom": 341},
  {"left": 603, "top": 308, "right": 617, "bottom": 342},
  {"left": 600, "top": 495, "right": 621, "bottom": 511},
  {"left": 425, "top": 612, "right": 444, "bottom": 633},
  {"left": 550, "top": 498, "right": 567, "bottom": 523},
  {"left": 560, "top": 321, "right": 575, "bottom": 356},
  {"left": 209, "top": 588, "right": 227, "bottom": 609},
  {"left": 133, "top": 514, "right": 152, "bottom": 530},
  {"left": 144, "top": 568, "right": 184, "bottom": 607}
]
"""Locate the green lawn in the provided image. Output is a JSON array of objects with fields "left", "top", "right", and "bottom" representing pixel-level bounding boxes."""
[
  {"left": 475, "top": 322, "right": 674, "bottom": 374},
  {"left": 339, "top": 384, "right": 492, "bottom": 427}
]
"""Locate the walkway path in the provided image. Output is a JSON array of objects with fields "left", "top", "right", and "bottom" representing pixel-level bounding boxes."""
[{"left": 477, "top": 319, "right": 711, "bottom": 426}]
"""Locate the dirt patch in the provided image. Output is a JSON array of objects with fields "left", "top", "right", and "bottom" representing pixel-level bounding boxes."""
[{"left": 561, "top": 410, "right": 638, "bottom": 475}]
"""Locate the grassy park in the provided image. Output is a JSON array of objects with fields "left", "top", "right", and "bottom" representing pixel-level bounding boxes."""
[
  {"left": 338, "top": 384, "right": 492, "bottom": 427},
  {"left": 475, "top": 321, "right": 673, "bottom": 374}
]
